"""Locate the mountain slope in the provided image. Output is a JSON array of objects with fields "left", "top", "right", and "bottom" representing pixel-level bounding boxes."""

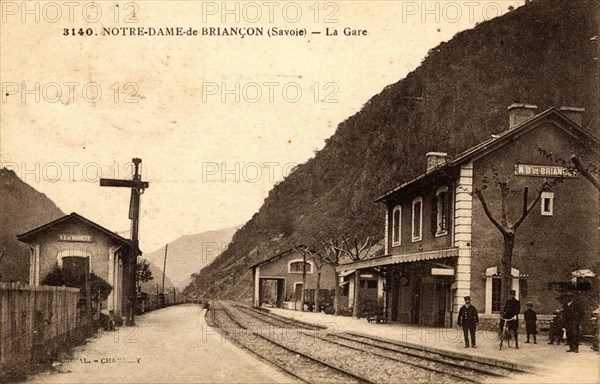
[
  {"left": 139, "top": 260, "right": 175, "bottom": 293},
  {"left": 185, "top": 0, "right": 599, "bottom": 303},
  {"left": 0, "top": 168, "right": 65, "bottom": 282},
  {"left": 143, "top": 227, "right": 238, "bottom": 290}
]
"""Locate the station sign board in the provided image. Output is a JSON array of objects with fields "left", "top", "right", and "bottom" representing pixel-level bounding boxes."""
[
  {"left": 514, "top": 164, "right": 578, "bottom": 178},
  {"left": 58, "top": 234, "right": 93, "bottom": 242},
  {"left": 431, "top": 268, "right": 454, "bottom": 276}
]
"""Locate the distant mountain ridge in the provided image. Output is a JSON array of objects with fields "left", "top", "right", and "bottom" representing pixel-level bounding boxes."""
[
  {"left": 0, "top": 168, "right": 65, "bottom": 282},
  {"left": 143, "top": 227, "right": 238, "bottom": 290},
  {"left": 184, "top": 0, "right": 599, "bottom": 303},
  {"left": 0, "top": 168, "right": 171, "bottom": 290}
]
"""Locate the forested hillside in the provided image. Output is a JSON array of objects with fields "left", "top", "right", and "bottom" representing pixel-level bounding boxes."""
[
  {"left": 184, "top": 0, "right": 599, "bottom": 303},
  {"left": 0, "top": 169, "right": 65, "bottom": 282}
]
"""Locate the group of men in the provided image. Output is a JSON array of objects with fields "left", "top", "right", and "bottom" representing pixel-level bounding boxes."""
[{"left": 457, "top": 290, "right": 584, "bottom": 352}]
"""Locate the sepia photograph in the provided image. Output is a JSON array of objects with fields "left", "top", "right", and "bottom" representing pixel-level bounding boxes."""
[{"left": 1, "top": 0, "right": 599, "bottom": 383}]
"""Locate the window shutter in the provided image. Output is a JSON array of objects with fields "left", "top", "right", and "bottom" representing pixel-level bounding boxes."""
[
  {"left": 444, "top": 190, "right": 451, "bottom": 231},
  {"left": 431, "top": 194, "right": 438, "bottom": 235}
]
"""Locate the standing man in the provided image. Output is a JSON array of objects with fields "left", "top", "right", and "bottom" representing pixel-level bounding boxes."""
[
  {"left": 458, "top": 296, "right": 479, "bottom": 348},
  {"left": 563, "top": 292, "right": 583, "bottom": 353},
  {"left": 524, "top": 302, "right": 538, "bottom": 344},
  {"left": 502, "top": 289, "right": 521, "bottom": 349}
]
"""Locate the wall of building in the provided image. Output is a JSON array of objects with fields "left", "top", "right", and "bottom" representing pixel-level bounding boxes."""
[
  {"left": 25, "top": 219, "right": 129, "bottom": 316},
  {"left": 385, "top": 258, "right": 455, "bottom": 327},
  {"left": 34, "top": 221, "right": 116, "bottom": 283},
  {"left": 470, "top": 119, "right": 599, "bottom": 315},
  {"left": 385, "top": 178, "right": 456, "bottom": 256},
  {"left": 258, "top": 252, "right": 336, "bottom": 302}
]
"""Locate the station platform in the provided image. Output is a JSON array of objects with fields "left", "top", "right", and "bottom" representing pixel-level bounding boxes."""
[{"left": 267, "top": 307, "right": 600, "bottom": 383}]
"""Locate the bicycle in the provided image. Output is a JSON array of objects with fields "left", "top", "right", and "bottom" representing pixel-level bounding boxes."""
[{"left": 499, "top": 316, "right": 516, "bottom": 350}]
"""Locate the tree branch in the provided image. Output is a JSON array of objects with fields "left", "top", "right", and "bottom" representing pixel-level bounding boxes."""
[
  {"left": 475, "top": 189, "right": 509, "bottom": 235},
  {"left": 572, "top": 155, "right": 600, "bottom": 191},
  {"left": 511, "top": 187, "right": 543, "bottom": 230}
]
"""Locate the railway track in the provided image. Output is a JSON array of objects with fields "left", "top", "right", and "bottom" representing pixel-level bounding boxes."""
[
  {"left": 230, "top": 304, "right": 525, "bottom": 377},
  {"left": 231, "top": 303, "right": 324, "bottom": 331},
  {"left": 207, "top": 301, "right": 375, "bottom": 383},
  {"left": 209, "top": 301, "right": 524, "bottom": 383}
]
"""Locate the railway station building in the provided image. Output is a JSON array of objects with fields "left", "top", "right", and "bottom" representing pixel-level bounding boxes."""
[
  {"left": 17, "top": 212, "right": 133, "bottom": 317},
  {"left": 339, "top": 105, "right": 599, "bottom": 327},
  {"left": 251, "top": 249, "right": 337, "bottom": 311}
]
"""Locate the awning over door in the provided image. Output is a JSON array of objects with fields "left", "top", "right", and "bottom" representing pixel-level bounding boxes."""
[{"left": 336, "top": 247, "right": 459, "bottom": 273}]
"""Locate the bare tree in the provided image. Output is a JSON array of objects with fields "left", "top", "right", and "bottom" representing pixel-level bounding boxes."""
[
  {"left": 537, "top": 146, "right": 599, "bottom": 191},
  {"left": 321, "top": 238, "right": 345, "bottom": 316},
  {"left": 292, "top": 245, "right": 313, "bottom": 312},
  {"left": 310, "top": 250, "right": 327, "bottom": 313},
  {"left": 571, "top": 155, "right": 600, "bottom": 191},
  {"left": 0, "top": 245, "right": 5, "bottom": 280},
  {"left": 474, "top": 168, "right": 551, "bottom": 307},
  {"left": 329, "top": 236, "right": 374, "bottom": 318}
]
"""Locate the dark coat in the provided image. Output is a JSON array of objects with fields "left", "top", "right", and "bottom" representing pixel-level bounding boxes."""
[
  {"left": 503, "top": 297, "right": 521, "bottom": 324},
  {"left": 524, "top": 308, "right": 537, "bottom": 333},
  {"left": 550, "top": 313, "right": 563, "bottom": 331},
  {"left": 458, "top": 304, "right": 479, "bottom": 328},
  {"left": 563, "top": 299, "right": 584, "bottom": 328}
]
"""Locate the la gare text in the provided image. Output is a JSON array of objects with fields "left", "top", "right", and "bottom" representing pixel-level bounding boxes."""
[{"left": 74, "top": 27, "right": 368, "bottom": 38}]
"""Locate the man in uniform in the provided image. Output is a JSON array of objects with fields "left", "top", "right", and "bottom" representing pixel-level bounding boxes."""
[
  {"left": 502, "top": 289, "right": 521, "bottom": 349},
  {"left": 563, "top": 292, "right": 584, "bottom": 353},
  {"left": 458, "top": 296, "right": 479, "bottom": 348}
]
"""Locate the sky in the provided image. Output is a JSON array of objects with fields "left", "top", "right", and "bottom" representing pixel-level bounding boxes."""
[{"left": 1, "top": 0, "right": 524, "bottom": 253}]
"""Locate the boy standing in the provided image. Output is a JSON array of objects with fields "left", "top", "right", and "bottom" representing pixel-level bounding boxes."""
[
  {"left": 524, "top": 302, "right": 537, "bottom": 344},
  {"left": 548, "top": 309, "right": 563, "bottom": 345}
]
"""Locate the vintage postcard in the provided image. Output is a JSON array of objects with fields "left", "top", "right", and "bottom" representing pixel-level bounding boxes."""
[{"left": 1, "top": 0, "right": 598, "bottom": 383}]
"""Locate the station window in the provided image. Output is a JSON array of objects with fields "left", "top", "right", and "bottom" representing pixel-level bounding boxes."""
[
  {"left": 541, "top": 192, "right": 554, "bottom": 216},
  {"left": 392, "top": 205, "right": 401, "bottom": 246},
  {"left": 412, "top": 197, "right": 423, "bottom": 242},
  {"left": 435, "top": 186, "right": 450, "bottom": 236},
  {"left": 484, "top": 266, "right": 522, "bottom": 314},
  {"left": 289, "top": 260, "right": 313, "bottom": 274},
  {"left": 61, "top": 256, "right": 87, "bottom": 277},
  {"left": 359, "top": 280, "right": 378, "bottom": 289},
  {"left": 491, "top": 278, "right": 502, "bottom": 312}
]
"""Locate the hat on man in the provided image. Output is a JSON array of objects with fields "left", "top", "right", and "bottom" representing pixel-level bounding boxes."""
[
  {"left": 464, "top": 296, "right": 471, "bottom": 301},
  {"left": 527, "top": 302, "right": 533, "bottom": 307},
  {"left": 510, "top": 290, "right": 516, "bottom": 295},
  {"left": 554, "top": 309, "right": 561, "bottom": 314}
]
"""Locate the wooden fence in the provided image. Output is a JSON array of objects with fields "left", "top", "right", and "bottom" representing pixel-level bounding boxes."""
[{"left": 0, "top": 282, "right": 85, "bottom": 371}]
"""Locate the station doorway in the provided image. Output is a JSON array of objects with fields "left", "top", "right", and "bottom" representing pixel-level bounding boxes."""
[{"left": 258, "top": 278, "right": 285, "bottom": 308}]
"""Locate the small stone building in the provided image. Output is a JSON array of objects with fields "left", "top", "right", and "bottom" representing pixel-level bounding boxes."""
[
  {"left": 17, "top": 212, "right": 133, "bottom": 317},
  {"left": 251, "top": 250, "right": 336, "bottom": 310}
]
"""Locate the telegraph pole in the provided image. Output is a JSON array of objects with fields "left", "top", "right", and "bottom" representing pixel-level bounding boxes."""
[
  {"left": 161, "top": 244, "right": 168, "bottom": 307},
  {"left": 100, "top": 158, "right": 149, "bottom": 326}
]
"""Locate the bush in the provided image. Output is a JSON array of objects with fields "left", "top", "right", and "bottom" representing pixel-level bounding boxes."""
[{"left": 42, "top": 264, "right": 112, "bottom": 302}]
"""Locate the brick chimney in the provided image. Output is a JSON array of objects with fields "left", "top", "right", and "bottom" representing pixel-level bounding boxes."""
[
  {"left": 508, "top": 103, "right": 538, "bottom": 129},
  {"left": 559, "top": 106, "right": 585, "bottom": 126},
  {"left": 426, "top": 152, "right": 448, "bottom": 171}
]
